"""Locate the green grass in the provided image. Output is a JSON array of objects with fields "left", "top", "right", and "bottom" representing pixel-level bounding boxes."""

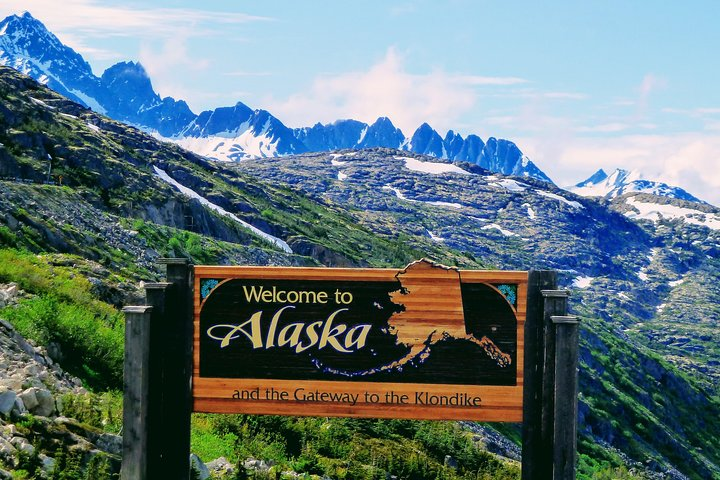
[
  {"left": 191, "top": 414, "right": 521, "bottom": 480},
  {"left": 0, "top": 248, "right": 124, "bottom": 389}
]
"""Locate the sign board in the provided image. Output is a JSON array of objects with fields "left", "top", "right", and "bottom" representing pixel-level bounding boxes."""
[{"left": 193, "top": 259, "right": 527, "bottom": 421}]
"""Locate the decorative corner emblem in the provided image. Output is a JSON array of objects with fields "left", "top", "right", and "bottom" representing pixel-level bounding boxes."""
[
  {"left": 494, "top": 284, "right": 517, "bottom": 308},
  {"left": 200, "top": 278, "right": 220, "bottom": 300}
]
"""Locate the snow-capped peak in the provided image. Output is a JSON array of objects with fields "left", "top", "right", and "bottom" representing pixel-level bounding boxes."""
[{"left": 569, "top": 168, "right": 703, "bottom": 204}]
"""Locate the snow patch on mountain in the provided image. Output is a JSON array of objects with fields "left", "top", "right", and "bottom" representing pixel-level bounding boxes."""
[
  {"left": 400, "top": 157, "right": 471, "bottom": 176},
  {"left": 382, "top": 185, "right": 407, "bottom": 200},
  {"left": 382, "top": 185, "right": 463, "bottom": 209},
  {"left": 426, "top": 229, "right": 444, "bottom": 242},
  {"left": 573, "top": 276, "right": 594, "bottom": 289},
  {"left": 522, "top": 203, "right": 536, "bottom": 219},
  {"left": 624, "top": 197, "right": 720, "bottom": 230},
  {"left": 172, "top": 131, "right": 280, "bottom": 161},
  {"left": 153, "top": 166, "right": 292, "bottom": 252},
  {"left": 491, "top": 178, "right": 528, "bottom": 192},
  {"left": 29, "top": 96, "right": 53, "bottom": 109},
  {"left": 481, "top": 224, "right": 518, "bottom": 237},
  {"left": 537, "top": 190, "right": 584, "bottom": 209},
  {"left": 425, "top": 200, "right": 463, "bottom": 209},
  {"left": 65, "top": 86, "right": 105, "bottom": 114}
]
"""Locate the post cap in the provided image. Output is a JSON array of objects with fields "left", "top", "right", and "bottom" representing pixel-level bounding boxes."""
[
  {"left": 143, "top": 282, "right": 172, "bottom": 290},
  {"left": 551, "top": 315, "right": 579, "bottom": 324},
  {"left": 122, "top": 305, "right": 153, "bottom": 314},
  {"left": 158, "top": 258, "right": 189, "bottom": 265},
  {"left": 541, "top": 289, "right": 571, "bottom": 298}
]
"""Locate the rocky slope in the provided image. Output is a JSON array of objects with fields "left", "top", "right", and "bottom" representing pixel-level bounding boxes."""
[
  {"left": 0, "top": 282, "right": 122, "bottom": 478},
  {"left": 0, "top": 66, "right": 719, "bottom": 479}
]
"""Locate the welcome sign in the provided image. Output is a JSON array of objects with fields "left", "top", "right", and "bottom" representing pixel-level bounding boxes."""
[{"left": 193, "top": 259, "right": 527, "bottom": 421}]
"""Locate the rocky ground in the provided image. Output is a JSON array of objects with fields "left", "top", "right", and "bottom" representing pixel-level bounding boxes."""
[{"left": 0, "top": 282, "right": 124, "bottom": 477}]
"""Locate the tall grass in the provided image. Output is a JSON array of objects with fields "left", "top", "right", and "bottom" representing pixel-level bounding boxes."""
[{"left": 0, "top": 248, "right": 124, "bottom": 389}]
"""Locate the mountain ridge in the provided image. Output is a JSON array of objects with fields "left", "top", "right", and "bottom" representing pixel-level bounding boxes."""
[{"left": 0, "top": 11, "right": 549, "bottom": 182}]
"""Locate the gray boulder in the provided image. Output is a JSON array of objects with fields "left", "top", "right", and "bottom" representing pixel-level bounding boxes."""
[
  {"left": 207, "top": 457, "right": 235, "bottom": 477},
  {"left": 0, "top": 390, "right": 17, "bottom": 416},
  {"left": 32, "top": 388, "right": 55, "bottom": 417},
  {"left": 19, "top": 387, "right": 39, "bottom": 411},
  {"left": 190, "top": 453, "right": 210, "bottom": 480}
]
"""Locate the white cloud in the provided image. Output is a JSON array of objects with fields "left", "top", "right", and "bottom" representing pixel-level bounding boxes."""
[
  {"left": 637, "top": 73, "right": 667, "bottom": 115},
  {"left": 138, "top": 31, "right": 210, "bottom": 102},
  {"left": 541, "top": 92, "right": 588, "bottom": 100},
  {"left": 264, "top": 47, "right": 526, "bottom": 135},
  {"left": 575, "top": 123, "right": 630, "bottom": 133},
  {"left": 1, "top": 1, "right": 270, "bottom": 80},
  {"left": 0, "top": 1, "right": 269, "bottom": 38},
  {"left": 52, "top": 32, "right": 121, "bottom": 61},
  {"left": 704, "top": 121, "right": 720, "bottom": 132},
  {"left": 223, "top": 71, "right": 272, "bottom": 77},
  {"left": 451, "top": 75, "right": 527, "bottom": 86}
]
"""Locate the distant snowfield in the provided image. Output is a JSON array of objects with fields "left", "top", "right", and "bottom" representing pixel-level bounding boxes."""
[
  {"left": 624, "top": 197, "right": 720, "bottom": 230},
  {"left": 29, "top": 96, "right": 55, "bottom": 109},
  {"left": 537, "top": 190, "right": 584, "bottom": 209},
  {"left": 398, "top": 156, "right": 471, "bottom": 176},
  {"left": 481, "top": 224, "right": 518, "bottom": 237},
  {"left": 426, "top": 229, "right": 444, "bottom": 242},
  {"left": 171, "top": 128, "right": 280, "bottom": 161},
  {"left": 492, "top": 179, "right": 528, "bottom": 192},
  {"left": 522, "top": 202, "right": 536, "bottom": 220},
  {"left": 152, "top": 166, "right": 292, "bottom": 253},
  {"left": 572, "top": 276, "right": 594, "bottom": 289},
  {"left": 382, "top": 185, "right": 463, "bottom": 209}
]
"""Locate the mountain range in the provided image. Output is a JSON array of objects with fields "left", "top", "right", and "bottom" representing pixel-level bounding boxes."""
[
  {"left": 1, "top": 51, "right": 720, "bottom": 480},
  {"left": 0, "top": 11, "right": 550, "bottom": 183},
  {"left": 4, "top": 11, "right": 710, "bottom": 206}
]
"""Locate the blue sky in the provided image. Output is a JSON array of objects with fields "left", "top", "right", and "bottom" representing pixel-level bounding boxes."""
[{"left": 3, "top": 1, "right": 720, "bottom": 203}]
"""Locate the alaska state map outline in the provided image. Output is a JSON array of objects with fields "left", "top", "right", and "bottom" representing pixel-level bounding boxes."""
[{"left": 315, "top": 259, "right": 513, "bottom": 377}]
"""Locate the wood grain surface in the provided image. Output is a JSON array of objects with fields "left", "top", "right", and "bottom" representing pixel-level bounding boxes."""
[{"left": 193, "top": 260, "right": 527, "bottom": 421}]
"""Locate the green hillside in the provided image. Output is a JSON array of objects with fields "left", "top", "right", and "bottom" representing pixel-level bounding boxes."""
[{"left": 0, "top": 66, "right": 718, "bottom": 479}]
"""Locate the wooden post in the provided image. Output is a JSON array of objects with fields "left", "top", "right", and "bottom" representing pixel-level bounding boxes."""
[
  {"left": 540, "top": 289, "right": 570, "bottom": 478},
  {"left": 144, "top": 282, "right": 172, "bottom": 477},
  {"left": 522, "top": 271, "right": 557, "bottom": 480},
  {"left": 552, "top": 315, "right": 580, "bottom": 480},
  {"left": 121, "top": 306, "right": 153, "bottom": 480},
  {"left": 158, "top": 258, "right": 193, "bottom": 480}
]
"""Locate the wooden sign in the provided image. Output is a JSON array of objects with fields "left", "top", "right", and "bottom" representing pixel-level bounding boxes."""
[{"left": 193, "top": 259, "right": 527, "bottom": 421}]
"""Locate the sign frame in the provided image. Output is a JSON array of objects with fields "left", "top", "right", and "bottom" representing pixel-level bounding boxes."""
[{"left": 192, "top": 260, "right": 528, "bottom": 422}]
